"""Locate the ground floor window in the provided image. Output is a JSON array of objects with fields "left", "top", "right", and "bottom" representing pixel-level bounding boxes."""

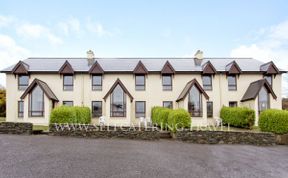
[
  {"left": 135, "top": 101, "right": 145, "bottom": 118},
  {"left": 207, "top": 101, "right": 213, "bottom": 118},
  {"left": 258, "top": 86, "right": 270, "bottom": 113},
  {"left": 92, "top": 101, "right": 102, "bottom": 117},
  {"left": 29, "top": 85, "right": 44, "bottom": 117},
  {"left": 188, "top": 85, "right": 202, "bottom": 117},
  {"left": 111, "top": 84, "right": 126, "bottom": 117},
  {"left": 63, "top": 101, "right": 73, "bottom": 106},
  {"left": 229, "top": 101, "right": 238, "bottom": 107},
  {"left": 18, "top": 101, "right": 24, "bottom": 118},
  {"left": 163, "top": 101, "right": 173, "bottom": 109}
]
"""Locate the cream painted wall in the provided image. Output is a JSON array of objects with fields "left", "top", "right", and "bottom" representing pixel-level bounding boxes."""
[{"left": 6, "top": 72, "right": 283, "bottom": 126}]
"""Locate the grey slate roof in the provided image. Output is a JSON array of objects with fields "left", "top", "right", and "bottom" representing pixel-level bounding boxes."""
[{"left": 1, "top": 57, "right": 286, "bottom": 73}]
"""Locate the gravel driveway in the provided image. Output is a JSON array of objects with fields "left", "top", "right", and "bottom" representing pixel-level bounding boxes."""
[{"left": 0, "top": 135, "right": 287, "bottom": 178}]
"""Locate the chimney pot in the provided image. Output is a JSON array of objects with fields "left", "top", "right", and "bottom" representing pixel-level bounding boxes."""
[
  {"left": 87, "top": 50, "right": 95, "bottom": 66},
  {"left": 194, "top": 50, "right": 203, "bottom": 66}
]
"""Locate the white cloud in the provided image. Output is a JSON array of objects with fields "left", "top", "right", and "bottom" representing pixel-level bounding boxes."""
[
  {"left": 16, "top": 23, "right": 63, "bottom": 45},
  {"left": 0, "top": 34, "right": 30, "bottom": 87},
  {"left": 86, "top": 19, "right": 113, "bottom": 37},
  {"left": 0, "top": 15, "right": 14, "bottom": 27},
  {"left": 231, "top": 20, "right": 288, "bottom": 97},
  {"left": 58, "top": 17, "right": 80, "bottom": 35}
]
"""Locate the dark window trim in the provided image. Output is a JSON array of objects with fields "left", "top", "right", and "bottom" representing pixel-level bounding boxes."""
[
  {"left": 202, "top": 75, "right": 213, "bottom": 91},
  {"left": 188, "top": 86, "right": 203, "bottom": 117},
  {"left": 63, "top": 101, "right": 74, "bottom": 106},
  {"left": 135, "top": 101, "right": 146, "bottom": 118},
  {"left": 92, "top": 101, "right": 102, "bottom": 117},
  {"left": 18, "top": 75, "right": 29, "bottom": 90},
  {"left": 92, "top": 75, "right": 103, "bottom": 91},
  {"left": 163, "top": 101, "right": 173, "bottom": 109},
  {"left": 110, "top": 86, "right": 126, "bottom": 117},
  {"left": 228, "top": 75, "right": 237, "bottom": 91},
  {"left": 63, "top": 75, "right": 74, "bottom": 91},
  {"left": 18, "top": 101, "right": 24, "bottom": 118},
  {"left": 229, "top": 101, "right": 238, "bottom": 107},
  {"left": 162, "top": 75, "right": 172, "bottom": 91},
  {"left": 28, "top": 86, "right": 44, "bottom": 117},
  {"left": 135, "top": 75, "right": 145, "bottom": 91},
  {"left": 207, "top": 101, "right": 213, "bottom": 118}
]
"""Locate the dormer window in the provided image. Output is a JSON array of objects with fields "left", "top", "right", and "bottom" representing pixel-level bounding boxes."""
[
  {"left": 135, "top": 75, "right": 145, "bottom": 91},
  {"left": 264, "top": 75, "right": 272, "bottom": 86},
  {"left": 18, "top": 75, "right": 29, "bottom": 90},
  {"left": 228, "top": 75, "right": 237, "bottom": 91},
  {"left": 92, "top": 75, "right": 102, "bottom": 91},
  {"left": 162, "top": 75, "right": 172, "bottom": 91},
  {"left": 63, "top": 75, "right": 73, "bottom": 91},
  {"left": 202, "top": 75, "right": 212, "bottom": 91}
]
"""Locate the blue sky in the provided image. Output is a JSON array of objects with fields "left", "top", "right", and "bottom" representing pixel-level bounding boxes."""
[{"left": 0, "top": 0, "right": 287, "bottom": 95}]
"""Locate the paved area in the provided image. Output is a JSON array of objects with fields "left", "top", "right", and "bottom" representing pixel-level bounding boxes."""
[{"left": 0, "top": 135, "right": 287, "bottom": 178}]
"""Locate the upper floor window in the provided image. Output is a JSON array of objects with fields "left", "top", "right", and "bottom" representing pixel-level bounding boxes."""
[
  {"left": 63, "top": 101, "right": 73, "bottom": 106},
  {"left": 229, "top": 101, "right": 237, "bottom": 107},
  {"left": 135, "top": 101, "right": 146, "bottom": 118},
  {"left": 207, "top": 101, "right": 213, "bottom": 118},
  {"left": 111, "top": 85, "right": 126, "bottom": 117},
  {"left": 92, "top": 101, "right": 102, "bottom": 117},
  {"left": 163, "top": 101, "right": 173, "bottom": 109},
  {"left": 18, "top": 75, "right": 29, "bottom": 90},
  {"left": 135, "top": 75, "right": 145, "bottom": 91},
  {"left": 188, "top": 85, "right": 202, "bottom": 117},
  {"left": 227, "top": 75, "right": 237, "bottom": 91},
  {"left": 29, "top": 85, "right": 44, "bottom": 117},
  {"left": 92, "top": 75, "right": 102, "bottom": 91},
  {"left": 63, "top": 75, "right": 73, "bottom": 91},
  {"left": 264, "top": 75, "right": 272, "bottom": 86},
  {"left": 202, "top": 75, "right": 212, "bottom": 91},
  {"left": 18, "top": 101, "right": 24, "bottom": 118},
  {"left": 162, "top": 75, "right": 172, "bottom": 91}
]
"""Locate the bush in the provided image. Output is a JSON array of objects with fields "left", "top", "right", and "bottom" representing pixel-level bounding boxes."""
[
  {"left": 50, "top": 106, "right": 91, "bottom": 124},
  {"left": 220, "top": 106, "right": 255, "bottom": 129},
  {"left": 259, "top": 109, "right": 288, "bottom": 134},
  {"left": 167, "top": 109, "right": 191, "bottom": 132},
  {"left": 74, "top": 106, "right": 91, "bottom": 124},
  {"left": 151, "top": 106, "right": 171, "bottom": 129}
]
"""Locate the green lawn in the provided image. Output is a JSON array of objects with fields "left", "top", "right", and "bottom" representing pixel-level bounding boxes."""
[{"left": 33, "top": 125, "right": 49, "bottom": 131}]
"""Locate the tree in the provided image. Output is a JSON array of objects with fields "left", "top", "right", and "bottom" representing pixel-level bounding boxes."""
[{"left": 0, "top": 89, "right": 6, "bottom": 117}]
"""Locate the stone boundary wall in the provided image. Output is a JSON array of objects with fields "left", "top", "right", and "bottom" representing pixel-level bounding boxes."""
[
  {"left": 49, "top": 124, "right": 160, "bottom": 140},
  {"left": 0, "top": 122, "right": 33, "bottom": 135},
  {"left": 174, "top": 130, "right": 276, "bottom": 146}
]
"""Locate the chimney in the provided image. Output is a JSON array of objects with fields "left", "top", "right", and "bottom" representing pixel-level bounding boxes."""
[
  {"left": 194, "top": 50, "right": 203, "bottom": 66},
  {"left": 87, "top": 50, "right": 95, "bottom": 66}
]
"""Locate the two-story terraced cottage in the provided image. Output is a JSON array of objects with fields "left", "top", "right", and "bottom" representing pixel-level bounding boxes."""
[{"left": 1, "top": 50, "right": 285, "bottom": 126}]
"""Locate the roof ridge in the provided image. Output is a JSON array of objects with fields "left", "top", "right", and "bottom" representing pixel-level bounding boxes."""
[{"left": 26, "top": 57, "right": 254, "bottom": 59}]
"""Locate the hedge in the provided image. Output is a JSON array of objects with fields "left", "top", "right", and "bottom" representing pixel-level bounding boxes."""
[
  {"left": 50, "top": 106, "right": 91, "bottom": 124},
  {"left": 259, "top": 109, "right": 288, "bottom": 134},
  {"left": 151, "top": 106, "right": 171, "bottom": 129},
  {"left": 220, "top": 106, "right": 255, "bottom": 129},
  {"left": 167, "top": 109, "right": 191, "bottom": 132}
]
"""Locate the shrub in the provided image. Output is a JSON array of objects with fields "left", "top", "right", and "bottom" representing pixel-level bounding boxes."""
[
  {"left": 167, "top": 109, "right": 191, "bottom": 132},
  {"left": 74, "top": 106, "right": 91, "bottom": 124},
  {"left": 259, "top": 109, "right": 288, "bottom": 134},
  {"left": 50, "top": 106, "right": 91, "bottom": 124},
  {"left": 220, "top": 106, "right": 255, "bottom": 129},
  {"left": 151, "top": 106, "right": 171, "bottom": 129},
  {"left": 50, "top": 106, "right": 77, "bottom": 124}
]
